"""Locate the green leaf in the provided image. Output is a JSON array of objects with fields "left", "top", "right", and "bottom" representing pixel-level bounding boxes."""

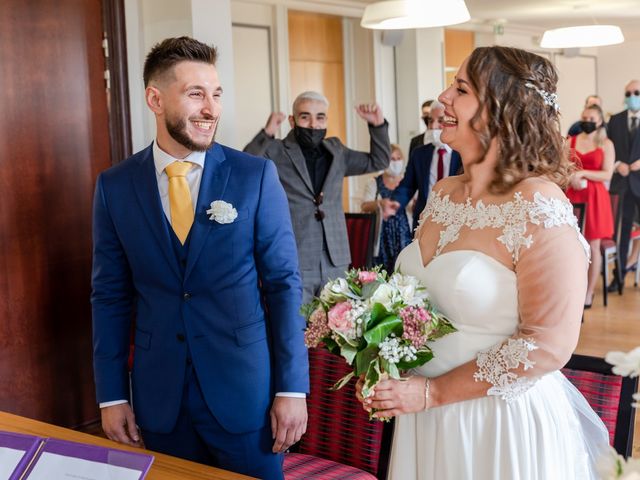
[
  {"left": 300, "top": 300, "right": 319, "bottom": 319},
  {"left": 360, "top": 280, "right": 382, "bottom": 300},
  {"left": 364, "top": 316, "right": 402, "bottom": 346},
  {"left": 386, "top": 361, "right": 400, "bottom": 379},
  {"left": 331, "top": 371, "right": 355, "bottom": 391},
  {"left": 368, "top": 303, "right": 390, "bottom": 328},
  {"left": 429, "top": 315, "right": 457, "bottom": 340},
  {"left": 396, "top": 348, "right": 433, "bottom": 370},
  {"left": 361, "top": 359, "right": 381, "bottom": 398},
  {"left": 323, "top": 337, "right": 339, "bottom": 353},
  {"left": 340, "top": 344, "right": 358, "bottom": 365},
  {"left": 355, "top": 345, "right": 379, "bottom": 376}
]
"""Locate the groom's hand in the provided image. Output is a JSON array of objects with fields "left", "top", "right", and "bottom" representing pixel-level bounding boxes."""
[
  {"left": 101, "top": 403, "right": 144, "bottom": 448},
  {"left": 270, "top": 397, "right": 307, "bottom": 453}
]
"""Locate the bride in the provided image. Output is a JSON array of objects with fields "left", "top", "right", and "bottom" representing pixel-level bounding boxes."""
[{"left": 356, "top": 46, "right": 610, "bottom": 479}]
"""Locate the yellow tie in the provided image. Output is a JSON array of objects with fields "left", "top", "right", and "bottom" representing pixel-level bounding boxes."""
[{"left": 165, "top": 161, "right": 194, "bottom": 244}]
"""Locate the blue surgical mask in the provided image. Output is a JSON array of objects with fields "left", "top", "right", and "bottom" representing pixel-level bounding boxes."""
[
  {"left": 625, "top": 95, "right": 640, "bottom": 112},
  {"left": 386, "top": 160, "right": 404, "bottom": 177}
]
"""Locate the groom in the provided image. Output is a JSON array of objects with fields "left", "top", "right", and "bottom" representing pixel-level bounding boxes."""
[{"left": 91, "top": 37, "right": 309, "bottom": 480}]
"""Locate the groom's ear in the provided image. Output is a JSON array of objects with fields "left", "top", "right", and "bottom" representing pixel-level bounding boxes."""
[{"left": 145, "top": 86, "right": 163, "bottom": 114}]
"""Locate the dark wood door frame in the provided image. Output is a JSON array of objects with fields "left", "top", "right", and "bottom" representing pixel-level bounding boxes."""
[{"left": 103, "top": 0, "right": 132, "bottom": 164}]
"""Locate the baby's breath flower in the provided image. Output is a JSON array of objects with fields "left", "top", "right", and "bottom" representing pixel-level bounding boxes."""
[{"left": 379, "top": 334, "right": 418, "bottom": 364}]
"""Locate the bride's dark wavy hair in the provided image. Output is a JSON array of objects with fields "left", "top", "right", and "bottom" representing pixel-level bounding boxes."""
[{"left": 466, "top": 46, "right": 571, "bottom": 193}]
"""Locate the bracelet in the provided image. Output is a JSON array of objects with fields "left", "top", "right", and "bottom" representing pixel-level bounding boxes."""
[{"left": 424, "top": 377, "right": 431, "bottom": 411}]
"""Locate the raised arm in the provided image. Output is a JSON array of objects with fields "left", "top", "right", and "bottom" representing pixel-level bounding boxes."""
[
  {"left": 343, "top": 103, "right": 391, "bottom": 176},
  {"left": 243, "top": 112, "right": 285, "bottom": 156}
]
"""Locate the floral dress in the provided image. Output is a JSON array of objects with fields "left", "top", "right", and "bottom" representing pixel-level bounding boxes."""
[{"left": 374, "top": 175, "right": 411, "bottom": 274}]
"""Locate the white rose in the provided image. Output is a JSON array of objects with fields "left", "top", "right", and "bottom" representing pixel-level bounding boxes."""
[
  {"left": 605, "top": 347, "right": 640, "bottom": 377},
  {"left": 207, "top": 200, "right": 238, "bottom": 224},
  {"left": 320, "top": 278, "right": 350, "bottom": 302},
  {"left": 369, "top": 283, "right": 398, "bottom": 310},
  {"left": 389, "top": 273, "right": 426, "bottom": 305}
]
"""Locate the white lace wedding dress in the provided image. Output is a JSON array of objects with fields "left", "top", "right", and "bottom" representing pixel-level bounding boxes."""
[{"left": 389, "top": 187, "right": 610, "bottom": 480}]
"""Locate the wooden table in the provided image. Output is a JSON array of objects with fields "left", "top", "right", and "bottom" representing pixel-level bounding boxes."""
[{"left": 0, "top": 411, "right": 255, "bottom": 479}]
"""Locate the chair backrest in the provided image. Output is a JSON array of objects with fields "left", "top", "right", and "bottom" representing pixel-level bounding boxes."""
[
  {"left": 561, "top": 353, "right": 638, "bottom": 457},
  {"left": 572, "top": 202, "right": 587, "bottom": 235},
  {"left": 345, "top": 213, "right": 376, "bottom": 270},
  {"left": 297, "top": 348, "right": 393, "bottom": 478}
]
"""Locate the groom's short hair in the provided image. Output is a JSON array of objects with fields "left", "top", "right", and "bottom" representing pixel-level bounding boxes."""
[{"left": 143, "top": 36, "right": 218, "bottom": 87}]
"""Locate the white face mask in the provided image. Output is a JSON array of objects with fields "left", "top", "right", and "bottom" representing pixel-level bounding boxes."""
[
  {"left": 431, "top": 129, "right": 443, "bottom": 146},
  {"left": 386, "top": 160, "right": 404, "bottom": 176},
  {"left": 423, "top": 129, "right": 434, "bottom": 145}
]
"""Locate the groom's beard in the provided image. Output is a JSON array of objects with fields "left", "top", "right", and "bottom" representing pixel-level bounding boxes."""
[{"left": 165, "top": 114, "right": 217, "bottom": 152}]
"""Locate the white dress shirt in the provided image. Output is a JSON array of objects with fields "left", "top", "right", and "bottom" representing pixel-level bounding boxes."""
[
  {"left": 628, "top": 110, "right": 640, "bottom": 131},
  {"left": 428, "top": 143, "right": 453, "bottom": 193},
  {"left": 100, "top": 141, "right": 302, "bottom": 409},
  {"left": 153, "top": 141, "right": 206, "bottom": 222}
]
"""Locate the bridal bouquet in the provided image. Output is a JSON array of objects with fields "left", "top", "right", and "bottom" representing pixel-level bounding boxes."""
[{"left": 302, "top": 267, "right": 456, "bottom": 417}]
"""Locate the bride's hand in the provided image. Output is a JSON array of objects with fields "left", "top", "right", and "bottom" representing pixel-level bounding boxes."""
[{"left": 358, "top": 375, "right": 428, "bottom": 418}]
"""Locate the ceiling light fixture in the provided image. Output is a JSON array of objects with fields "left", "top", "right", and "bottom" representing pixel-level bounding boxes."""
[
  {"left": 540, "top": 25, "right": 624, "bottom": 48},
  {"left": 361, "top": 0, "right": 470, "bottom": 30}
]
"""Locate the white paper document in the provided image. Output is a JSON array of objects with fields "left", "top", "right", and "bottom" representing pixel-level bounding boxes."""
[
  {"left": 0, "top": 446, "right": 25, "bottom": 480},
  {"left": 26, "top": 452, "right": 141, "bottom": 480}
]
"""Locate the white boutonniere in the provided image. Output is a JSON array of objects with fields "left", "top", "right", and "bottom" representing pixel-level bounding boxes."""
[{"left": 207, "top": 200, "right": 238, "bottom": 224}]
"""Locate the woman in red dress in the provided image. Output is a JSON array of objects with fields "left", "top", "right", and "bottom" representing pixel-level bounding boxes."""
[{"left": 566, "top": 104, "right": 615, "bottom": 308}]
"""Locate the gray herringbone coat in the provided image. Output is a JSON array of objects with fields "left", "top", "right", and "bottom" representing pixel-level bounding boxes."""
[{"left": 245, "top": 124, "right": 390, "bottom": 271}]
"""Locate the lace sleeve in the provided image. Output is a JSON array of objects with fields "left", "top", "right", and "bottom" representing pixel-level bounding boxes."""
[{"left": 473, "top": 193, "right": 588, "bottom": 402}]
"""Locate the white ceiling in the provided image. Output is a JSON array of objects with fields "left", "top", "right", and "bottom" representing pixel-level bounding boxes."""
[
  {"left": 353, "top": 0, "right": 640, "bottom": 33},
  {"left": 465, "top": 0, "right": 640, "bottom": 29}
]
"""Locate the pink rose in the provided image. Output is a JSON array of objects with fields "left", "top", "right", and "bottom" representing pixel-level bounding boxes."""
[
  {"left": 327, "top": 301, "right": 354, "bottom": 333},
  {"left": 358, "top": 271, "right": 378, "bottom": 284}
]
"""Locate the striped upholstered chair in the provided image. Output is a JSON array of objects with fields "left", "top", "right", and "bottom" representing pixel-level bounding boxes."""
[
  {"left": 344, "top": 213, "right": 377, "bottom": 270},
  {"left": 284, "top": 348, "right": 393, "bottom": 479},
  {"left": 561, "top": 353, "right": 638, "bottom": 456}
]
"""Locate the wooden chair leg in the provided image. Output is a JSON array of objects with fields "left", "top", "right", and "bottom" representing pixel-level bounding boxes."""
[
  {"left": 602, "top": 255, "right": 609, "bottom": 307},
  {"left": 615, "top": 252, "right": 624, "bottom": 295}
]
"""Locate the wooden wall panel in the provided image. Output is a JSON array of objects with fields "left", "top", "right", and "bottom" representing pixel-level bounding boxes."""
[
  {"left": 444, "top": 29, "right": 475, "bottom": 68},
  {"left": 0, "top": 0, "right": 111, "bottom": 427},
  {"left": 288, "top": 10, "right": 349, "bottom": 210},
  {"left": 289, "top": 62, "right": 346, "bottom": 141},
  {"left": 444, "top": 28, "right": 475, "bottom": 86},
  {"left": 288, "top": 11, "right": 344, "bottom": 63}
]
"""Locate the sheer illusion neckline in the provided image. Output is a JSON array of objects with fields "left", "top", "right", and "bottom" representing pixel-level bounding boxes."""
[{"left": 417, "top": 189, "right": 586, "bottom": 264}]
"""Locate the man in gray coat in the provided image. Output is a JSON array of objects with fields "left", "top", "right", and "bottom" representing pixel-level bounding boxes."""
[{"left": 245, "top": 91, "right": 390, "bottom": 302}]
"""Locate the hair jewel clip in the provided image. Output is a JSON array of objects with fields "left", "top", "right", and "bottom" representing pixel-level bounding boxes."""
[{"left": 525, "top": 82, "right": 560, "bottom": 112}]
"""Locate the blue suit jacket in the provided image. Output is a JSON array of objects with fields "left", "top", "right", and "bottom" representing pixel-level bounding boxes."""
[
  {"left": 91, "top": 143, "right": 309, "bottom": 435},
  {"left": 392, "top": 143, "right": 462, "bottom": 231}
]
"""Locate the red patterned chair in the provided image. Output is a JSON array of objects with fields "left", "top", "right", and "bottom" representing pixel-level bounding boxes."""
[
  {"left": 344, "top": 213, "right": 377, "bottom": 270},
  {"left": 284, "top": 348, "right": 393, "bottom": 479},
  {"left": 561, "top": 353, "right": 638, "bottom": 456}
]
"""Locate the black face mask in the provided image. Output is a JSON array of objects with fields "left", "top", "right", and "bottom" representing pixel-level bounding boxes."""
[
  {"left": 294, "top": 126, "right": 326, "bottom": 149},
  {"left": 580, "top": 121, "right": 598, "bottom": 134}
]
